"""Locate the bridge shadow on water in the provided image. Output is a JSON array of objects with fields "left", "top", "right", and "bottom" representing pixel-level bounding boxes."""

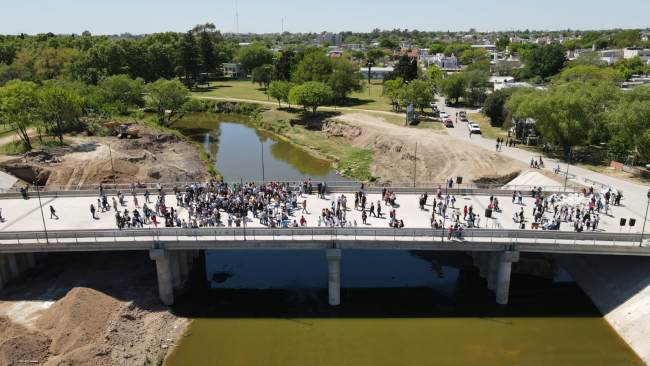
[{"left": 172, "top": 250, "right": 603, "bottom": 320}]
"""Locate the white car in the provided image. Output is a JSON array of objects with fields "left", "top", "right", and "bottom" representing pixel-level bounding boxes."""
[
  {"left": 439, "top": 112, "right": 448, "bottom": 120},
  {"left": 469, "top": 125, "right": 482, "bottom": 134},
  {"left": 467, "top": 121, "right": 478, "bottom": 131}
]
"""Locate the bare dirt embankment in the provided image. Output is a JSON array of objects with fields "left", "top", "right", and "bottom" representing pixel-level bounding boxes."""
[
  {"left": 333, "top": 113, "right": 533, "bottom": 183},
  {"left": 0, "top": 252, "right": 188, "bottom": 366},
  {"left": 0, "top": 124, "right": 211, "bottom": 187}
]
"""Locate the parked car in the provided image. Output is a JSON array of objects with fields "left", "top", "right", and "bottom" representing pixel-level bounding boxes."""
[
  {"left": 469, "top": 125, "right": 482, "bottom": 134},
  {"left": 429, "top": 101, "right": 436, "bottom": 108},
  {"left": 477, "top": 107, "right": 484, "bottom": 113},
  {"left": 459, "top": 114, "right": 468, "bottom": 122},
  {"left": 444, "top": 119, "right": 454, "bottom": 127},
  {"left": 439, "top": 113, "right": 448, "bottom": 120},
  {"left": 467, "top": 121, "right": 478, "bottom": 131}
]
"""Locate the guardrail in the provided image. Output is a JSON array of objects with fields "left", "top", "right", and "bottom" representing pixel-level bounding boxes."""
[
  {"left": 3, "top": 181, "right": 583, "bottom": 194},
  {"left": 558, "top": 171, "right": 577, "bottom": 179},
  {"left": 0, "top": 228, "right": 645, "bottom": 252},
  {"left": 582, "top": 177, "right": 611, "bottom": 189}
]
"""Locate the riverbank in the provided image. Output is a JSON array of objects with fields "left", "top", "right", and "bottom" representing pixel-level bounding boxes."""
[
  {"left": 0, "top": 251, "right": 189, "bottom": 365},
  {"left": 248, "top": 106, "right": 536, "bottom": 184},
  {"left": 0, "top": 123, "right": 215, "bottom": 187}
]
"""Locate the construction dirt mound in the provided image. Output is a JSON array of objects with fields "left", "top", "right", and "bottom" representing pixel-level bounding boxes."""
[
  {"left": 0, "top": 125, "right": 211, "bottom": 187},
  {"left": 37, "top": 287, "right": 123, "bottom": 359},
  {"left": 0, "top": 316, "right": 51, "bottom": 365},
  {"left": 334, "top": 113, "right": 530, "bottom": 183}
]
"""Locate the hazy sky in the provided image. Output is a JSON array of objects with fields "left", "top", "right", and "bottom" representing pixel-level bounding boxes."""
[{"left": 1, "top": 0, "right": 648, "bottom": 35}]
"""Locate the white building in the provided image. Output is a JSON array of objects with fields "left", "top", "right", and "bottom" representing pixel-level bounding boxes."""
[
  {"left": 420, "top": 53, "right": 459, "bottom": 70},
  {"left": 316, "top": 32, "right": 342, "bottom": 46},
  {"left": 623, "top": 47, "right": 650, "bottom": 62}
]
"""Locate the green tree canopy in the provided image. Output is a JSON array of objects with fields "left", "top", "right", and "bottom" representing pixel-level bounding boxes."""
[
  {"left": 238, "top": 44, "right": 273, "bottom": 75},
  {"left": 251, "top": 64, "right": 273, "bottom": 92},
  {"left": 606, "top": 86, "right": 650, "bottom": 161},
  {"left": 0, "top": 79, "right": 39, "bottom": 150},
  {"left": 98, "top": 74, "right": 145, "bottom": 108},
  {"left": 273, "top": 50, "right": 293, "bottom": 81},
  {"left": 428, "top": 44, "right": 445, "bottom": 55},
  {"left": 268, "top": 80, "right": 293, "bottom": 108},
  {"left": 176, "top": 31, "right": 201, "bottom": 89},
  {"left": 483, "top": 87, "right": 519, "bottom": 127},
  {"left": 37, "top": 86, "right": 82, "bottom": 145},
  {"left": 145, "top": 78, "right": 191, "bottom": 127},
  {"left": 291, "top": 52, "right": 332, "bottom": 84},
  {"left": 437, "top": 72, "right": 467, "bottom": 103},
  {"left": 382, "top": 77, "right": 403, "bottom": 110},
  {"left": 329, "top": 57, "right": 363, "bottom": 101},
  {"left": 516, "top": 44, "right": 567, "bottom": 82},
  {"left": 289, "top": 81, "right": 333, "bottom": 115}
]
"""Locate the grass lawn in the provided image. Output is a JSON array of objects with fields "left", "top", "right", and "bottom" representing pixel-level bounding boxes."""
[
  {"left": 466, "top": 113, "right": 509, "bottom": 141},
  {"left": 192, "top": 79, "right": 395, "bottom": 112},
  {"left": 0, "top": 138, "right": 69, "bottom": 155}
]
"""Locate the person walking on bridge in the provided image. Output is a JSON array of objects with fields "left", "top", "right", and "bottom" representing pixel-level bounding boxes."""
[
  {"left": 90, "top": 204, "right": 96, "bottom": 219},
  {"left": 50, "top": 205, "right": 58, "bottom": 219}
]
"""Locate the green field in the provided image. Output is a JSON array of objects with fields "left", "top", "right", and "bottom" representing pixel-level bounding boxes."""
[{"left": 193, "top": 79, "right": 394, "bottom": 111}]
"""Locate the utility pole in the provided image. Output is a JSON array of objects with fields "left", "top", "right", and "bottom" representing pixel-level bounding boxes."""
[
  {"left": 109, "top": 144, "right": 116, "bottom": 187},
  {"left": 413, "top": 142, "right": 417, "bottom": 188},
  {"left": 563, "top": 147, "right": 571, "bottom": 192},
  {"left": 35, "top": 182, "right": 49, "bottom": 243}
]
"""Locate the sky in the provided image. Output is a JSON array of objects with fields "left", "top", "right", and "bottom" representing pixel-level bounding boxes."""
[{"left": 1, "top": 0, "right": 648, "bottom": 36}]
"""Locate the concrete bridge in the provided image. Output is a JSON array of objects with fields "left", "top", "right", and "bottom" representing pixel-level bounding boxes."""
[{"left": 1, "top": 185, "right": 648, "bottom": 307}]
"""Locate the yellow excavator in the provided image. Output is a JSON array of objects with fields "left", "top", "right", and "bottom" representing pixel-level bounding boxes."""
[{"left": 104, "top": 121, "right": 139, "bottom": 138}]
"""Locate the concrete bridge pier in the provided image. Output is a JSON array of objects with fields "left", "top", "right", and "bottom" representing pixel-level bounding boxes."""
[
  {"left": 326, "top": 249, "right": 341, "bottom": 306},
  {"left": 170, "top": 251, "right": 181, "bottom": 290},
  {"left": 496, "top": 251, "right": 520, "bottom": 305},
  {"left": 149, "top": 249, "right": 174, "bottom": 306},
  {"left": 179, "top": 251, "right": 189, "bottom": 278},
  {"left": 478, "top": 251, "right": 488, "bottom": 279}
]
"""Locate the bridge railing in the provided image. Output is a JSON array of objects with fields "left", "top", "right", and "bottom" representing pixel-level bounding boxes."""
[
  {"left": 4, "top": 181, "right": 583, "bottom": 194},
  {"left": 0, "top": 228, "right": 644, "bottom": 250}
]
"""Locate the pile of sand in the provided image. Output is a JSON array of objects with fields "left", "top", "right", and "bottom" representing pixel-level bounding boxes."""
[{"left": 0, "top": 316, "right": 51, "bottom": 365}]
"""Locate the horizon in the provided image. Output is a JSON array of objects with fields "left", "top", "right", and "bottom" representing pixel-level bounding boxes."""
[{"left": 1, "top": 0, "right": 649, "bottom": 36}]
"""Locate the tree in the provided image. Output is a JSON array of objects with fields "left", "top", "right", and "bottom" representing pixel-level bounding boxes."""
[
  {"left": 274, "top": 50, "right": 293, "bottom": 81},
  {"left": 176, "top": 31, "right": 201, "bottom": 89},
  {"left": 428, "top": 44, "right": 445, "bottom": 55},
  {"left": 483, "top": 87, "right": 518, "bottom": 127},
  {"left": 198, "top": 30, "right": 217, "bottom": 82},
  {"left": 518, "top": 44, "right": 567, "bottom": 82},
  {"left": 437, "top": 72, "right": 466, "bottom": 103},
  {"left": 402, "top": 79, "right": 434, "bottom": 112},
  {"left": 145, "top": 79, "right": 191, "bottom": 127},
  {"left": 0, "top": 65, "right": 31, "bottom": 86},
  {"left": 0, "top": 80, "right": 39, "bottom": 150},
  {"left": 37, "top": 86, "right": 82, "bottom": 146},
  {"left": 364, "top": 48, "right": 385, "bottom": 84},
  {"left": 251, "top": 65, "right": 273, "bottom": 92},
  {"left": 378, "top": 39, "right": 396, "bottom": 48},
  {"left": 507, "top": 80, "right": 619, "bottom": 156},
  {"left": 82, "top": 30, "right": 91, "bottom": 37},
  {"left": 496, "top": 36, "right": 510, "bottom": 51},
  {"left": 98, "top": 74, "right": 145, "bottom": 111},
  {"left": 289, "top": 81, "right": 333, "bottom": 115},
  {"left": 555, "top": 66, "right": 625, "bottom": 84},
  {"left": 382, "top": 77, "right": 403, "bottom": 110},
  {"left": 268, "top": 81, "right": 293, "bottom": 108},
  {"left": 426, "top": 64, "right": 442, "bottom": 83},
  {"left": 464, "top": 68, "right": 490, "bottom": 106},
  {"left": 329, "top": 57, "right": 363, "bottom": 102},
  {"left": 606, "top": 86, "right": 650, "bottom": 161},
  {"left": 390, "top": 54, "right": 418, "bottom": 82},
  {"left": 291, "top": 52, "right": 332, "bottom": 84},
  {"left": 238, "top": 44, "right": 273, "bottom": 75}
]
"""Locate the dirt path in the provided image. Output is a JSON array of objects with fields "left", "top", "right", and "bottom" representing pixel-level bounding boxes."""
[{"left": 0, "top": 128, "right": 36, "bottom": 147}]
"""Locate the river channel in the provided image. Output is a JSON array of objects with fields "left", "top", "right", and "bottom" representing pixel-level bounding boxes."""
[{"left": 165, "top": 113, "right": 642, "bottom": 365}]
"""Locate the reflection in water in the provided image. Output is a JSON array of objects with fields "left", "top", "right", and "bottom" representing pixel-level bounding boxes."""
[
  {"left": 173, "top": 113, "right": 347, "bottom": 182},
  {"left": 166, "top": 250, "right": 643, "bottom": 366}
]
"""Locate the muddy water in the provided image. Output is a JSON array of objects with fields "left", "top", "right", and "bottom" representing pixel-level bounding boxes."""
[
  {"left": 165, "top": 250, "right": 643, "bottom": 366},
  {"left": 173, "top": 113, "right": 347, "bottom": 182}
]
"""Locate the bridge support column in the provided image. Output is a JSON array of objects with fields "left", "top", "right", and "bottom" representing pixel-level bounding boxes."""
[
  {"left": 326, "top": 249, "right": 341, "bottom": 306},
  {"left": 186, "top": 250, "right": 194, "bottom": 265},
  {"left": 471, "top": 251, "right": 479, "bottom": 267},
  {"left": 170, "top": 251, "right": 181, "bottom": 290},
  {"left": 487, "top": 252, "right": 498, "bottom": 291},
  {"left": 193, "top": 250, "right": 200, "bottom": 259},
  {"left": 149, "top": 249, "right": 174, "bottom": 306},
  {"left": 496, "top": 251, "right": 520, "bottom": 305},
  {"left": 179, "top": 251, "right": 189, "bottom": 277},
  {"left": 26, "top": 253, "right": 36, "bottom": 268}
]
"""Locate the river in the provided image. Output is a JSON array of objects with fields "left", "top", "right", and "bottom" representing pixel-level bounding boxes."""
[{"left": 164, "top": 113, "right": 642, "bottom": 365}]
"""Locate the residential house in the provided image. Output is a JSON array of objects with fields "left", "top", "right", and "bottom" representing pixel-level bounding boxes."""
[{"left": 222, "top": 63, "right": 248, "bottom": 77}]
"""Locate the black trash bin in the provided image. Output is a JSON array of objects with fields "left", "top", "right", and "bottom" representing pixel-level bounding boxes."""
[
  {"left": 456, "top": 176, "right": 463, "bottom": 184},
  {"left": 485, "top": 208, "right": 492, "bottom": 218}
]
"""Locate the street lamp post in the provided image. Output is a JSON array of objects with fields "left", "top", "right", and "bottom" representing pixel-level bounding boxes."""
[
  {"left": 563, "top": 147, "right": 571, "bottom": 192},
  {"left": 34, "top": 182, "right": 49, "bottom": 243},
  {"left": 109, "top": 144, "right": 116, "bottom": 187},
  {"left": 413, "top": 142, "right": 417, "bottom": 188},
  {"left": 642, "top": 189, "right": 650, "bottom": 247},
  {"left": 261, "top": 141, "right": 265, "bottom": 184}
]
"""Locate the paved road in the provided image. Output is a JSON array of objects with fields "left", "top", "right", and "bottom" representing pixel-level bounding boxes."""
[{"left": 434, "top": 95, "right": 650, "bottom": 226}]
